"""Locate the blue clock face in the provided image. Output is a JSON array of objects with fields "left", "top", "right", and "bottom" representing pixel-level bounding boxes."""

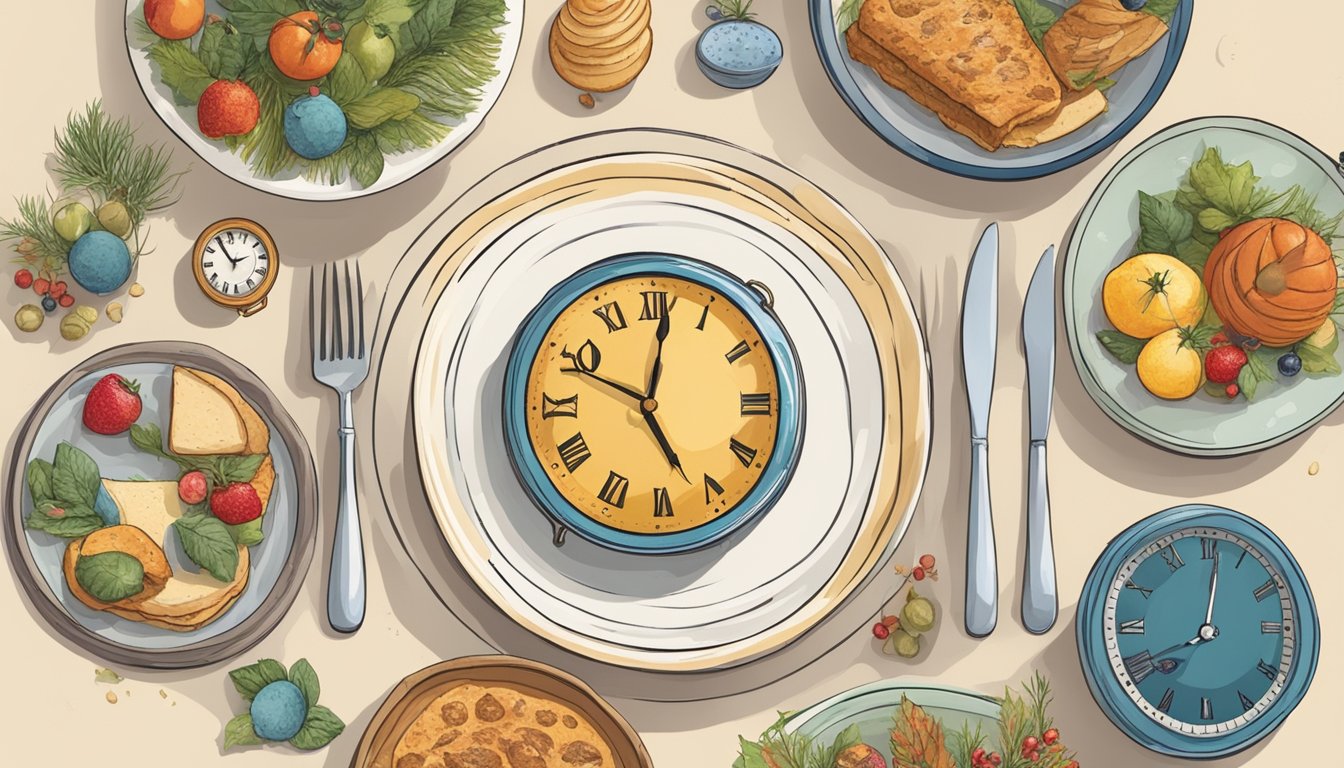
[{"left": 1106, "top": 527, "right": 1295, "bottom": 736}]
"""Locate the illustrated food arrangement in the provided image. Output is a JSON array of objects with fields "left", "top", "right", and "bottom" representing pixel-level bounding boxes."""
[
  {"left": 136, "top": 0, "right": 509, "bottom": 189},
  {"left": 1, "top": 102, "right": 181, "bottom": 338},
  {"left": 838, "top": 0, "right": 1172, "bottom": 151},
  {"left": 1096, "top": 147, "right": 1343, "bottom": 402},
  {"left": 25, "top": 365, "right": 273, "bottom": 632},
  {"left": 224, "top": 658, "right": 346, "bottom": 751},
  {"left": 549, "top": 0, "right": 653, "bottom": 95}
]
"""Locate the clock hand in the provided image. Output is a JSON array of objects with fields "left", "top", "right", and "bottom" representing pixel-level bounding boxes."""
[
  {"left": 216, "top": 237, "right": 242, "bottom": 267},
  {"left": 566, "top": 367, "right": 645, "bottom": 402},
  {"left": 1204, "top": 547, "right": 1220, "bottom": 627},
  {"left": 641, "top": 409, "right": 689, "bottom": 483},
  {"left": 646, "top": 311, "right": 671, "bottom": 399}
]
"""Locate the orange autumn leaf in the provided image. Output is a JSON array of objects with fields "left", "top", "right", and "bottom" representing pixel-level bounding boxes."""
[{"left": 889, "top": 696, "right": 955, "bottom": 768}]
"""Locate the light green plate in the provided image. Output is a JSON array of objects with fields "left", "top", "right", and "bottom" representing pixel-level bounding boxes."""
[
  {"left": 782, "top": 680, "right": 1001, "bottom": 761},
  {"left": 1063, "top": 117, "right": 1344, "bottom": 456}
]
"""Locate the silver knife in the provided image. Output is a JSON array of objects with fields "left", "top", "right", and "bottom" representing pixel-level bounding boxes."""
[
  {"left": 1022, "top": 245, "right": 1058, "bottom": 635},
  {"left": 961, "top": 222, "right": 999, "bottom": 638}
]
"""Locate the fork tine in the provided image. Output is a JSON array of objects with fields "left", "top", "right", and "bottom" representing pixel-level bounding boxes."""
[
  {"left": 331, "top": 260, "right": 344, "bottom": 359},
  {"left": 309, "top": 267, "right": 316, "bottom": 360},
  {"left": 343, "top": 260, "right": 356, "bottom": 360},
  {"left": 319, "top": 263, "right": 329, "bottom": 362},
  {"left": 356, "top": 262, "right": 366, "bottom": 359}
]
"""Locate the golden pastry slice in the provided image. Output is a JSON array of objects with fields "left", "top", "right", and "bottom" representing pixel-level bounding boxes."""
[
  {"left": 550, "top": 0, "right": 652, "bottom": 92},
  {"left": 551, "top": 26, "right": 652, "bottom": 92}
]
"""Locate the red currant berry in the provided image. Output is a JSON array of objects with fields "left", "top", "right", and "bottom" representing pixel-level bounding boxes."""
[
  {"left": 33, "top": 277, "right": 49, "bottom": 295},
  {"left": 14, "top": 269, "right": 33, "bottom": 289},
  {"left": 1022, "top": 736, "right": 1039, "bottom": 752},
  {"left": 1042, "top": 728, "right": 1059, "bottom": 746},
  {"left": 881, "top": 614, "right": 899, "bottom": 628},
  {"left": 1225, "top": 383, "right": 1239, "bottom": 399},
  {"left": 912, "top": 566, "right": 925, "bottom": 581},
  {"left": 1028, "top": 751, "right": 1040, "bottom": 762},
  {"left": 972, "top": 748, "right": 985, "bottom": 761},
  {"left": 872, "top": 622, "right": 890, "bottom": 640},
  {"left": 919, "top": 554, "right": 936, "bottom": 570},
  {"left": 49, "top": 281, "right": 67, "bottom": 299},
  {"left": 989, "top": 754, "right": 1002, "bottom": 766},
  {"left": 58, "top": 294, "right": 75, "bottom": 308}
]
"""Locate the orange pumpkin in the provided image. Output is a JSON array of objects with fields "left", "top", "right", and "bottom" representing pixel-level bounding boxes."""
[{"left": 1202, "top": 218, "right": 1337, "bottom": 346}]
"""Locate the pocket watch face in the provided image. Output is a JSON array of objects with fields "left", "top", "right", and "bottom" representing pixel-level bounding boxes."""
[
  {"left": 200, "top": 226, "right": 271, "bottom": 299},
  {"left": 1105, "top": 527, "right": 1295, "bottom": 736},
  {"left": 523, "top": 274, "right": 780, "bottom": 535}
]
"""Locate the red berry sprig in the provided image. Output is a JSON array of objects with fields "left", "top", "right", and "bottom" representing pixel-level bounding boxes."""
[
  {"left": 970, "top": 747, "right": 1003, "bottom": 768},
  {"left": 14, "top": 268, "right": 75, "bottom": 310}
]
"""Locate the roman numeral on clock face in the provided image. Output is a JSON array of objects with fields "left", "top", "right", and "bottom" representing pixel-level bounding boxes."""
[
  {"left": 704, "top": 474, "right": 724, "bottom": 504},
  {"left": 639, "top": 291, "right": 675, "bottom": 320},
  {"left": 1239, "top": 691, "right": 1255, "bottom": 712},
  {"left": 1124, "top": 580, "right": 1153, "bottom": 599},
  {"left": 1201, "top": 537, "right": 1217, "bottom": 559},
  {"left": 557, "top": 433, "right": 591, "bottom": 472},
  {"left": 1118, "top": 619, "right": 1145, "bottom": 634},
  {"left": 1123, "top": 651, "right": 1154, "bottom": 684},
  {"left": 592, "top": 301, "right": 628, "bottom": 332},
  {"left": 1158, "top": 689, "right": 1174, "bottom": 714},
  {"left": 1200, "top": 698, "right": 1213, "bottom": 721},
  {"left": 597, "top": 471, "right": 629, "bottom": 508},
  {"left": 729, "top": 437, "right": 757, "bottom": 467},
  {"left": 653, "top": 487, "right": 674, "bottom": 517},
  {"left": 541, "top": 393, "right": 578, "bottom": 419},
  {"left": 1159, "top": 545, "right": 1185, "bottom": 571},
  {"left": 1253, "top": 579, "right": 1277, "bottom": 602},
  {"left": 560, "top": 340, "right": 602, "bottom": 374},
  {"left": 1261, "top": 621, "right": 1283, "bottom": 634},
  {"left": 1256, "top": 660, "right": 1277, "bottom": 681},
  {"left": 725, "top": 340, "right": 751, "bottom": 363},
  {"left": 740, "top": 392, "right": 771, "bottom": 416},
  {"left": 696, "top": 304, "right": 710, "bottom": 331}
]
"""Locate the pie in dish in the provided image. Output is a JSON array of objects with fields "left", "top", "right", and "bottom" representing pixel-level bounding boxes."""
[{"left": 393, "top": 682, "right": 615, "bottom": 767}]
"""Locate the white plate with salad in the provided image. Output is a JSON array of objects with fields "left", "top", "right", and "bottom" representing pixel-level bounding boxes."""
[{"left": 124, "top": 0, "right": 522, "bottom": 201}]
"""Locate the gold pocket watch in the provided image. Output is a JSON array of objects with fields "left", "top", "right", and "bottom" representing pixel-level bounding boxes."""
[{"left": 191, "top": 218, "right": 278, "bottom": 316}]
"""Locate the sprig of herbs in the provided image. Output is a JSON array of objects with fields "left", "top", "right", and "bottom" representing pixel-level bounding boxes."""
[
  {"left": 734, "top": 714, "right": 861, "bottom": 768},
  {"left": 713, "top": 0, "right": 756, "bottom": 21}
]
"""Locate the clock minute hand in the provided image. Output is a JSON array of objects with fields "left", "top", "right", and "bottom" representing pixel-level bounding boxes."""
[
  {"left": 567, "top": 367, "right": 645, "bottom": 402},
  {"left": 1204, "top": 548, "right": 1220, "bottom": 626},
  {"left": 646, "top": 311, "right": 670, "bottom": 399},
  {"left": 642, "top": 410, "right": 689, "bottom": 483}
]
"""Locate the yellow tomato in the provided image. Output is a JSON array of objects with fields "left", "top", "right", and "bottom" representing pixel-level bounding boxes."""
[
  {"left": 1136, "top": 328, "right": 1205, "bottom": 400},
  {"left": 1103, "top": 253, "right": 1206, "bottom": 339}
]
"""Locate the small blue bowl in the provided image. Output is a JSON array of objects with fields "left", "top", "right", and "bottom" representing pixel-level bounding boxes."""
[{"left": 696, "top": 19, "right": 783, "bottom": 89}]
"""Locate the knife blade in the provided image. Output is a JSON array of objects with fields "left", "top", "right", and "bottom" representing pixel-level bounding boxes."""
[
  {"left": 961, "top": 222, "right": 999, "bottom": 638},
  {"left": 1022, "top": 245, "right": 1058, "bottom": 635}
]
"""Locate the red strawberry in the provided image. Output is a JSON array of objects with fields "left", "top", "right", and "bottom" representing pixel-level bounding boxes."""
[
  {"left": 178, "top": 470, "right": 208, "bottom": 505},
  {"left": 210, "top": 482, "right": 262, "bottom": 524},
  {"left": 1204, "top": 345, "right": 1248, "bottom": 384},
  {"left": 198, "top": 80, "right": 260, "bottom": 139},
  {"left": 82, "top": 374, "right": 143, "bottom": 435}
]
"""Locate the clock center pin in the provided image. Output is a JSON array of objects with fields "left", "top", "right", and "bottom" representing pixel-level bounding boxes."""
[
  {"left": 641, "top": 398, "right": 658, "bottom": 414},
  {"left": 1198, "top": 623, "right": 1218, "bottom": 642}
]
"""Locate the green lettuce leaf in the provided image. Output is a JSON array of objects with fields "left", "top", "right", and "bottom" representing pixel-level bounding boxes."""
[
  {"left": 289, "top": 705, "right": 345, "bottom": 750},
  {"left": 1014, "top": 0, "right": 1060, "bottom": 49},
  {"left": 229, "top": 659, "right": 289, "bottom": 700},
  {"left": 173, "top": 514, "right": 239, "bottom": 582},
  {"left": 1097, "top": 330, "right": 1147, "bottom": 365}
]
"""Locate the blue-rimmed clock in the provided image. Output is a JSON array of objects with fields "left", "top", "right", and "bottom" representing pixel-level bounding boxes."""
[
  {"left": 503, "top": 254, "right": 804, "bottom": 555},
  {"left": 1077, "top": 504, "right": 1319, "bottom": 759}
]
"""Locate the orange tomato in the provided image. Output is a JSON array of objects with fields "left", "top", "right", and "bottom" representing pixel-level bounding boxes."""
[
  {"left": 268, "top": 11, "right": 344, "bottom": 81},
  {"left": 144, "top": 0, "right": 205, "bottom": 40}
]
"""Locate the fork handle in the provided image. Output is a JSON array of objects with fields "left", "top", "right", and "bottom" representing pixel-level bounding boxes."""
[{"left": 327, "top": 390, "right": 365, "bottom": 634}]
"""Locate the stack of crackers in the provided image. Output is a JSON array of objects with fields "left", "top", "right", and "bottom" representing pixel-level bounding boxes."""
[{"left": 549, "top": 0, "right": 653, "bottom": 93}]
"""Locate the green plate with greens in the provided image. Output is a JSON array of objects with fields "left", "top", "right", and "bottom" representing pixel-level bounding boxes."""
[
  {"left": 124, "top": 0, "right": 522, "bottom": 201},
  {"left": 1064, "top": 116, "right": 1344, "bottom": 457}
]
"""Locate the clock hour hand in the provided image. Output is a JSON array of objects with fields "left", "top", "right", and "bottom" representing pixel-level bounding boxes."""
[
  {"left": 566, "top": 367, "right": 645, "bottom": 402},
  {"left": 216, "top": 237, "right": 242, "bottom": 267},
  {"left": 646, "top": 311, "right": 671, "bottom": 399},
  {"left": 642, "top": 410, "right": 689, "bottom": 483}
]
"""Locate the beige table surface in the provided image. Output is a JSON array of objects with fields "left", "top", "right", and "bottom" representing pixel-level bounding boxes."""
[{"left": 1, "top": 1, "right": 1340, "bottom": 765}]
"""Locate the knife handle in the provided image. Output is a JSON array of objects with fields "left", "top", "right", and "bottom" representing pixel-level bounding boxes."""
[
  {"left": 1022, "top": 440, "right": 1057, "bottom": 635},
  {"left": 965, "top": 437, "right": 997, "bottom": 638}
]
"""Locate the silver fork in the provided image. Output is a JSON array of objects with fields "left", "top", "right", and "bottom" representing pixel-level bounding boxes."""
[{"left": 310, "top": 261, "right": 369, "bottom": 634}]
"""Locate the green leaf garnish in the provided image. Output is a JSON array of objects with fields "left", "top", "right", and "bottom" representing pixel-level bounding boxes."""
[
  {"left": 1096, "top": 330, "right": 1147, "bottom": 365},
  {"left": 1013, "top": 0, "right": 1059, "bottom": 49},
  {"left": 289, "top": 705, "right": 345, "bottom": 750},
  {"left": 223, "top": 713, "right": 266, "bottom": 750},
  {"left": 228, "top": 659, "right": 289, "bottom": 701},
  {"left": 288, "top": 658, "right": 320, "bottom": 708},
  {"left": 173, "top": 514, "right": 239, "bottom": 582},
  {"left": 75, "top": 551, "right": 146, "bottom": 602}
]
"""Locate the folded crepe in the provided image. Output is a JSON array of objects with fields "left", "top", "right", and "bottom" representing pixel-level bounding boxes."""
[
  {"left": 1042, "top": 0, "right": 1168, "bottom": 90},
  {"left": 845, "top": 0, "right": 1062, "bottom": 151},
  {"left": 63, "top": 481, "right": 249, "bottom": 631}
]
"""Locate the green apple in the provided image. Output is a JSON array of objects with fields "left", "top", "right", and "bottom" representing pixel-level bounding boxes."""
[
  {"left": 53, "top": 202, "right": 93, "bottom": 243},
  {"left": 347, "top": 21, "right": 395, "bottom": 82}
]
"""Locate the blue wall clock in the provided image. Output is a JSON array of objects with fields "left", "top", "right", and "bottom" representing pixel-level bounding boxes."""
[
  {"left": 503, "top": 254, "right": 805, "bottom": 555},
  {"left": 1077, "top": 504, "right": 1319, "bottom": 759}
]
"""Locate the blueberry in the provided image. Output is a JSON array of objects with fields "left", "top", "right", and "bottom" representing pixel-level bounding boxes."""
[
  {"left": 41, "top": 295, "right": 57, "bottom": 313},
  {"left": 284, "top": 88, "right": 348, "bottom": 161},
  {"left": 250, "top": 680, "right": 308, "bottom": 742},
  {"left": 1120, "top": 0, "right": 1147, "bottom": 9},
  {"left": 1278, "top": 352, "right": 1303, "bottom": 377},
  {"left": 68, "top": 230, "right": 133, "bottom": 295}
]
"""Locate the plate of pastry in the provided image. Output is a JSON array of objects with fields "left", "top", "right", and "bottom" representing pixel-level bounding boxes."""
[
  {"left": 371, "top": 128, "right": 931, "bottom": 677},
  {"left": 352, "top": 656, "right": 652, "bottom": 768},
  {"left": 811, "top": 0, "right": 1192, "bottom": 180},
  {"left": 5, "top": 342, "right": 316, "bottom": 668}
]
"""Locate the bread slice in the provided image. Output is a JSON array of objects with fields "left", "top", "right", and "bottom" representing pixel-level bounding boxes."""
[
  {"left": 848, "top": 0, "right": 1061, "bottom": 150},
  {"left": 1042, "top": 0, "right": 1169, "bottom": 90},
  {"left": 169, "top": 368, "right": 248, "bottom": 455},
  {"left": 1002, "top": 87, "right": 1108, "bottom": 148},
  {"left": 63, "top": 480, "right": 249, "bottom": 632}
]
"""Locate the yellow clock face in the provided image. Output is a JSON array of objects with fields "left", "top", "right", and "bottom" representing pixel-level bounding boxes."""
[{"left": 525, "top": 275, "right": 779, "bottom": 534}]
